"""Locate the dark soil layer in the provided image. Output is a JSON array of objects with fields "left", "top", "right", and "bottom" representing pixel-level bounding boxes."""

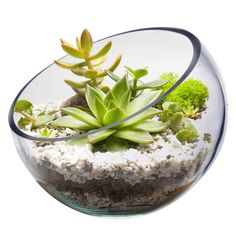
[{"left": 29, "top": 159, "right": 194, "bottom": 214}]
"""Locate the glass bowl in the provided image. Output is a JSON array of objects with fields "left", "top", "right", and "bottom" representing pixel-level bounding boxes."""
[{"left": 8, "top": 27, "right": 227, "bottom": 215}]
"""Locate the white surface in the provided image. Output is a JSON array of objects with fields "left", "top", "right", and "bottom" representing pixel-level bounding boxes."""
[{"left": 0, "top": 0, "right": 235, "bottom": 235}]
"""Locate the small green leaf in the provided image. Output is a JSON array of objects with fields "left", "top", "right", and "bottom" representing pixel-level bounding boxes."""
[
  {"left": 71, "top": 67, "right": 87, "bottom": 76},
  {"left": 111, "top": 76, "right": 129, "bottom": 104},
  {"left": 76, "top": 37, "right": 80, "bottom": 49},
  {"left": 160, "top": 110, "right": 171, "bottom": 122},
  {"left": 104, "top": 137, "right": 128, "bottom": 152},
  {"left": 61, "top": 107, "right": 101, "bottom": 128},
  {"left": 104, "top": 90, "right": 116, "bottom": 106},
  {"left": 33, "top": 115, "right": 54, "bottom": 128},
  {"left": 17, "top": 117, "right": 31, "bottom": 129},
  {"left": 80, "top": 29, "right": 93, "bottom": 54},
  {"left": 67, "top": 137, "right": 88, "bottom": 146},
  {"left": 54, "top": 60, "right": 87, "bottom": 69},
  {"left": 183, "top": 118, "right": 197, "bottom": 131},
  {"left": 131, "top": 121, "right": 167, "bottom": 133},
  {"left": 84, "top": 69, "right": 99, "bottom": 79},
  {"left": 107, "top": 54, "right": 122, "bottom": 72},
  {"left": 47, "top": 110, "right": 59, "bottom": 115},
  {"left": 64, "top": 80, "right": 89, "bottom": 89},
  {"left": 169, "top": 113, "right": 183, "bottom": 132},
  {"left": 85, "top": 85, "right": 106, "bottom": 119},
  {"left": 94, "top": 97, "right": 107, "bottom": 122},
  {"left": 176, "top": 128, "right": 198, "bottom": 143},
  {"left": 15, "top": 100, "right": 33, "bottom": 112},
  {"left": 105, "top": 70, "right": 122, "bottom": 82},
  {"left": 120, "top": 90, "right": 131, "bottom": 110},
  {"left": 61, "top": 42, "right": 85, "bottom": 59},
  {"left": 127, "top": 90, "right": 162, "bottom": 115},
  {"left": 50, "top": 116, "right": 92, "bottom": 130},
  {"left": 133, "top": 68, "right": 148, "bottom": 80},
  {"left": 162, "top": 102, "right": 179, "bottom": 112},
  {"left": 114, "top": 129, "right": 153, "bottom": 144},
  {"left": 89, "top": 77, "right": 104, "bottom": 86},
  {"left": 182, "top": 106, "right": 199, "bottom": 118},
  {"left": 107, "top": 99, "right": 117, "bottom": 110},
  {"left": 89, "top": 41, "right": 112, "bottom": 60},
  {"left": 120, "top": 107, "right": 161, "bottom": 128},
  {"left": 38, "top": 127, "right": 54, "bottom": 138},
  {"left": 125, "top": 66, "right": 148, "bottom": 80},
  {"left": 90, "top": 56, "right": 107, "bottom": 67},
  {"left": 88, "top": 129, "right": 116, "bottom": 144},
  {"left": 137, "top": 79, "right": 168, "bottom": 90},
  {"left": 38, "top": 111, "right": 46, "bottom": 116},
  {"left": 24, "top": 106, "right": 33, "bottom": 115},
  {"left": 103, "top": 108, "right": 125, "bottom": 125},
  {"left": 97, "top": 54, "right": 122, "bottom": 77},
  {"left": 124, "top": 66, "right": 135, "bottom": 75}
]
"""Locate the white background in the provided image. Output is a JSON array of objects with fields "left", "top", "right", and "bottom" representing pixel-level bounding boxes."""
[{"left": 0, "top": 0, "right": 235, "bottom": 235}]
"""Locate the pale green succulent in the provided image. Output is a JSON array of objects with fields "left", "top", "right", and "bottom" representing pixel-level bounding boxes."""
[
  {"left": 54, "top": 29, "right": 122, "bottom": 92},
  {"left": 160, "top": 102, "right": 198, "bottom": 143},
  {"left": 51, "top": 75, "right": 167, "bottom": 146}
]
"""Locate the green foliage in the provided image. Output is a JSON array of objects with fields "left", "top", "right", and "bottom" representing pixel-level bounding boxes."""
[
  {"left": 15, "top": 100, "right": 56, "bottom": 129},
  {"left": 14, "top": 69, "right": 206, "bottom": 149},
  {"left": 106, "top": 67, "right": 168, "bottom": 98},
  {"left": 50, "top": 116, "right": 91, "bottom": 130},
  {"left": 32, "top": 114, "right": 54, "bottom": 128},
  {"left": 160, "top": 102, "right": 198, "bottom": 143},
  {"left": 176, "top": 125, "right": 198, "bottom": 143},
  {"left": 53, "top": 76, "right": 165, "bottom": 145},
  {"left": 160, "top": 74, "right": 209, "bottom": 111},
  {"left": 14, "top": 100, "right": 33, "bottom": 113},
  {"left": 38, "top": 127, "right": 55, "bottom": 138},
  {"left": 54, "top": 29, "right": 122, "bottom": 92},
  {"left": 182, "top": 106, "right": 200, "bottom": 119}
]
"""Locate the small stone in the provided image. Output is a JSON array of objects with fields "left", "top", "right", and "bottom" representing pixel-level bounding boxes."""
[
  {"left": 203, "top": 133, "right": 212, "bottom": 143},
  {"left": 167, "top": 154, "right": 174, "bottom": 159}
]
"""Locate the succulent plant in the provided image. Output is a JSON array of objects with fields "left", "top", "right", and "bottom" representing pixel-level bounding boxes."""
[
  {"left": 160, "top": 101, "right": 198, "bottom": 143},
  {"left": 14, "top": 100, "right": 56, "bottom": 130},
  {"left": 38, "top": 127, "right": 55, "bottom": 138},
  {"left": 54, "top": 29, "right": 122, "bottom": 92},
  {"left": 51, "top": 75, "right": 167, "bottom": 146},
  {"left": 182, "top": 106, "right": 200, "bottom": 119},
  {"left": 106, "top": 66, "right": 168, "bottom": 98}
]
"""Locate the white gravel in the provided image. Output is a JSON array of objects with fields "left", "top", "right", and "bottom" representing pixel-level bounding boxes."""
[
  {"left": 25, "top": 101, "right": 210, "bottom": 186},
  {"left": 30, "top": 132, "right": 209, "bottom": 185}
]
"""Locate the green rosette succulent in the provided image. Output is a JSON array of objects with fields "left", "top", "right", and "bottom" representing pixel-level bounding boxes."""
[{"left": 51, "top": 75, "right": 167, "bottom": 146}]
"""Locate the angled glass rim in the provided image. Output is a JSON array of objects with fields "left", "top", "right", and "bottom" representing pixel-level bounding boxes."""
[{"left": 8, "top": 27, "right": 201, "bottom": 142}]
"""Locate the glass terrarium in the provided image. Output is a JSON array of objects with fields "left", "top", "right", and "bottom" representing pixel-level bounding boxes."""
[{"left": 9, "top": 28, "right": 227, "bottom": 215}]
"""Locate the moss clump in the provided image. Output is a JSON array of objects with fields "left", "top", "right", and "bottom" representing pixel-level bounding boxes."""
[{"left": 160, "top": 73, "right": 209, "bottom": 109}]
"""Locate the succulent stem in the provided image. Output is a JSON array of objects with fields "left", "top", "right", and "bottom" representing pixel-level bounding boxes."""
[
  {"left": 132, "top": 79, "right": 138, "bottom": 98},
  {"left": 20, "top": 111, "right": 35, "bottom": 122}
]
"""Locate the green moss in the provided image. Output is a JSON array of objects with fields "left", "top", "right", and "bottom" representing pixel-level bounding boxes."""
[{"left": 160, "top": 73, "right": 209, "bottom": 109}]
